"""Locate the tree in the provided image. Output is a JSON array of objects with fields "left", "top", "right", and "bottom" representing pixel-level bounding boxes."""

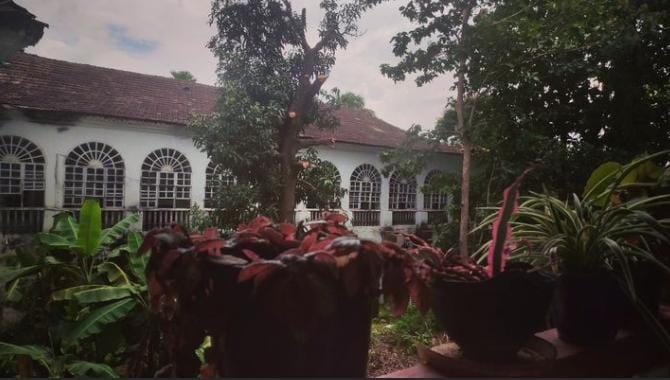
[
  {"left": 381, "top": 0, "right": 480, "bottom": 258},
  {"left": 192, "top": 0, "right": 381, "bottom": 222},
  {"left": 328, "top": 88, "right": 366, "bottom": 109},
  {"left": 465, "top": 0, "right": 670, "bottom": 196},
  {"left": 170, "top": 70, "right": 196, "bottom": 82}
]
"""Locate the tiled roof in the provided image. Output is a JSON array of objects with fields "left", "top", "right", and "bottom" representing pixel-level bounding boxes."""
[{"left": 0, "top": 53, "right": 460, "bottom": 154}]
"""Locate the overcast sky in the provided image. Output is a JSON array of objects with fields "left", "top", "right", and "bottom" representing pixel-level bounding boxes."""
[{"left": 18, "top": 0, "right": 455, "bottom": 130}]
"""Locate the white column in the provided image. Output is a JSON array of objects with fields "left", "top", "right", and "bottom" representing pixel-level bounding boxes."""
[
  {"left": 42, "top": 152, "right": 63, "bottom": 231},
  {"left": 190, "top": 155, "right": 208, "bottom": 209},
  {"left": 124, "top": 158, "right": 142, "bottom": 210},
  {"left": 380, "top": 174, "right": 392, "bottom": 227}
]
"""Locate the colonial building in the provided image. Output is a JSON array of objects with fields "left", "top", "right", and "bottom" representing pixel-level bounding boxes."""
[{"left": 0, "top": 53, "right": 461, "bottom": 238}]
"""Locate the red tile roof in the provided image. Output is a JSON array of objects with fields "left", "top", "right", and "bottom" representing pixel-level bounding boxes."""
[{"left": 0, "top": 53, "right": 460, "bottom": 154}]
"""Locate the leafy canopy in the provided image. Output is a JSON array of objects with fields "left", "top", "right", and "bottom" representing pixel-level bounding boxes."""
[
  {"left": 191, "top": 0, "right": 382, "bottom": 223},
  {"left": 170, "top": 70, "right": 196, "bottom": 82}
]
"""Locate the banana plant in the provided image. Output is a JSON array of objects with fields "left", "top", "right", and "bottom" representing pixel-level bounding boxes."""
[
  {"left": 51, "top": 230, "right": 148, "bottom": 345},
  {"left": 0, "top": 342, "right": 119, "bottom": 378},
  {"left": 0, "top": 200, "right": 145, "bottom": 347}
]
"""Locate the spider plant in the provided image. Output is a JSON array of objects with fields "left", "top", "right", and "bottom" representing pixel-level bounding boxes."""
[{"left": 473, "top": 150, "right": 670, "bottom": 346}]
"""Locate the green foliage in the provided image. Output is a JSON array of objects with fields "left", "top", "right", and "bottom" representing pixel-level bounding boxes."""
[
  {"left": 296, "top": 148, "right": 347, "bottom": 209},
  {"left": 0, "top": 342, "right": 119, "bottom": 378},
  {"left": 170, "top": 70, "right": 196, "bottom": 82},
  {"left": 324, "top": 88, "right": 373, "bottom": 113},
  {"left": 473, "top": 152, "right": 670, "bottom": 346},
  {"left": 381, "top": 0, "right": 670, "bottom": 256},
  {"left": 193, "top": 0, "right": 381, "bottom": 220},
  {"left": 0, "top": 201, "right": 147, "bottom": 377},
  {"left": 466, "top": 0, "right": 670, "bottom": 198},
  {"left": 371, "top": 305, "right": 441, "bottom": 353}
]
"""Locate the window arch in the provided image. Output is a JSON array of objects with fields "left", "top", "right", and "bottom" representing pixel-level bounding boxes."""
[
  {"left": 204, "top": 161, "right": 236, "bottom": 208},
  {"left": 140, "top": 148, "right": 191, "bottom": 208},
  {"left": 349, "top": 164, "right": 381, "bottom": 226},
  {"left": 423, "top": 170, "right": 449, "bottom": 210},
  {"left": 350, "top": 164, "right": 381, "bottom": 210},
  {"left": 0, "top": 135, "right": 45, "bottom": 207},
  {"left": 389, "top": 172, "right": 417, "bottom": 210},
  {"left": 64, "top": 142, "right": 125, "bottom": 208},
  {"left": 389, "top": 172, "right": 417, "bottom": 225},
  {"left": 301, "top": 160, "right": 342, "bottom": 210}
]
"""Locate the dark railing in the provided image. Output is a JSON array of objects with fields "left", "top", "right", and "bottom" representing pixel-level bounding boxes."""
[
  {"left": 352, "top": 210, "right": 380, "bottom": 227},
  {"left": 141, "top": 208, "right": 190, "bottom": 231},
  {"left": 392, "top": 210, "right": 416, "bottom": 225},
  {"left": 102, "top": 210, "right": 126, "bottom": 227},
  {"left": 69, "top": 209, "right": 127, "bottom": 228},
  {"left": 427, "top": 210, "right": 449, "bottom": 225},
  {"left": 0, "top": 208, "right": 44, "bottom": 234}
]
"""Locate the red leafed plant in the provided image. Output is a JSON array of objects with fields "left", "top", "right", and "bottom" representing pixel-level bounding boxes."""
[
  {"left": 138, "top": 212, "right": 432, "bottom": 377},
  {"left": 399, "top": 168, "right": 534, "bottom": 285}
]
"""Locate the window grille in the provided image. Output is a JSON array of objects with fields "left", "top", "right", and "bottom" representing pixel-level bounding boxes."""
[
  {"left": 0, "top": 135, "right": 45, "bottom": 207},
  {"left": 64, "top": 142, "right": 125, "bottom": 208},
  {"left": 349, "top": 164, "right": 381, "bottom": 210},
  {"left": 389, "top": 172, "right": 417, "bottom": 210},
  {"left": 423, "top": 170, "right": 449, "bottom": 210},
  {"left": 140, "top": 148, "right": 191, "bottom": 209},
  {"left": 204, "top": 161, "right": 236, "bottom": 208},
  {"left": 350, "top": 164, "right": 381, "bottom": 226}
]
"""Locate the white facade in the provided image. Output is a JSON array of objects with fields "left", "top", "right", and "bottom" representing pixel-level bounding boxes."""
[{"left": 0, "top": 109, "right": 460, "bottom": 239}]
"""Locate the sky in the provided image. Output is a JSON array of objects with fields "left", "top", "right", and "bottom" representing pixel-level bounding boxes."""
[{"left": 17, "top": 0, "right": 455, "bottom": 130}]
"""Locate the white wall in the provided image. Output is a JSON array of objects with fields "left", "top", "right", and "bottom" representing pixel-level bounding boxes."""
[{"left": 1, "top": 111, "right": 462, "bottom": 236}]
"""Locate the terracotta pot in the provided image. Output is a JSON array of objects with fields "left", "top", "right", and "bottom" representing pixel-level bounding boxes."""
[{"left": 431, "top": 267, "right": 555, "bottom": 362}]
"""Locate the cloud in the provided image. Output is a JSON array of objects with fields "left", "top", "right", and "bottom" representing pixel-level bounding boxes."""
[
  {"left": 17, "top": 0, "right": 455, "bottom": 130},
  {"left": 107, "top": 24, "right": 158, "bottom": 55}
]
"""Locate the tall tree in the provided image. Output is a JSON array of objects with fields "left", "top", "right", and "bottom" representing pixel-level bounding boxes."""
[
  {"left": 170, "top": 70, "right": 196, "bottom": 82},
  {"left": 193, "top": 0, "right": 381, "bottom": 221},
  {"left": 465, "top": 0, "right": 670, "bottom": 196},
  {"left": 381, "top": 0, "right": 480, "bottom": 258}
]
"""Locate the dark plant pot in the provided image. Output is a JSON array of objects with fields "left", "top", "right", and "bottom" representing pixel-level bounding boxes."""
[
  {"left": 621, "top": 261, "right": 663, "bottom": 331},
  {"left": 211, "top": 264, "right": 376, "bottom": 377},
  {"left": 553, "top": 272, "right": 626, "bottom": 346},
  {"left": 431, "top": 268, "right": 555, "bottom": 362}
]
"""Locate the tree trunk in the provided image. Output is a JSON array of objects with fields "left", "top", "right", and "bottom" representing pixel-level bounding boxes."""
[
  {"left": 456, "top": 4, "right": 473, "bottom": 259},
  {"left": 278, "top": 120, "right": 300, "bottom": 222},
  {"left": 456, "top": 73, "right": 471, "bottom": 259}
]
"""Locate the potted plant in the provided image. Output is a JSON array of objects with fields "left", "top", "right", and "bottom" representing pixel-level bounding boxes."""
[
  {"left": 584, "top": 151, "right": 670, "bottom": 331},
  {"left": 421, "top": 169, "right": 556, "bottom": 362},
  {"left": 500, "top": 152, "right": 670, "bottom": 346},
  {"left": 138, "top": 213, "right": 425, "bottom": 377}
]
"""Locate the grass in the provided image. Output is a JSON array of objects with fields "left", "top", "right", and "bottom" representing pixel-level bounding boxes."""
[{"left": 367, "top": 304, "right": 446, "bottom": 377}]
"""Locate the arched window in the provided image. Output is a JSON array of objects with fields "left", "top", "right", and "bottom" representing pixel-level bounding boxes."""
[
  {"left": 64, "top": 142, "right": 125, "bottom": 208},
  {"left": 423, "top": 170, "right": 449, "bottom": 210},
  {"left": 349, "top": 164, "right": 381, "bottom": 226},
  {"left": 204, "top": 161, "right": 236, "bottom": 208},
  {"left": 423, "top": 170, "right": 450, "bottom": 224},
  {"left": 389, "top": 172, "right": 417, "bottom": 225},
  {"left": 140, "top": 148, "right": 191, "bottom": 209},
  {"left": 302, "top": 160, "right": 342, "bottom": 210},
  {"left": 0, "top": 135, "right": 45, "bottom": 207}
]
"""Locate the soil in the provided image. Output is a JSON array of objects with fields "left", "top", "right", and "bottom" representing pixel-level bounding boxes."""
[
  {"left": 367, "top": 337, "right": 417, "bottom": 377},
  {"left": 367, "top": 332, "right": 449, "bottom": 377}
]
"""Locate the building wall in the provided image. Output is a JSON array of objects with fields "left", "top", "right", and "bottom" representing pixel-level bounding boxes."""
[{"left": 1, "top": 111, "right": 461, "bottom": 238}]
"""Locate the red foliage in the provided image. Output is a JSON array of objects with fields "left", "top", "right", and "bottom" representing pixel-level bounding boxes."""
[
  {"left": 487, "top": 167, "right": 534, "bottom": 277},
  {"left": 139, "top": 212, "right": 444, "bottom": 377}
]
